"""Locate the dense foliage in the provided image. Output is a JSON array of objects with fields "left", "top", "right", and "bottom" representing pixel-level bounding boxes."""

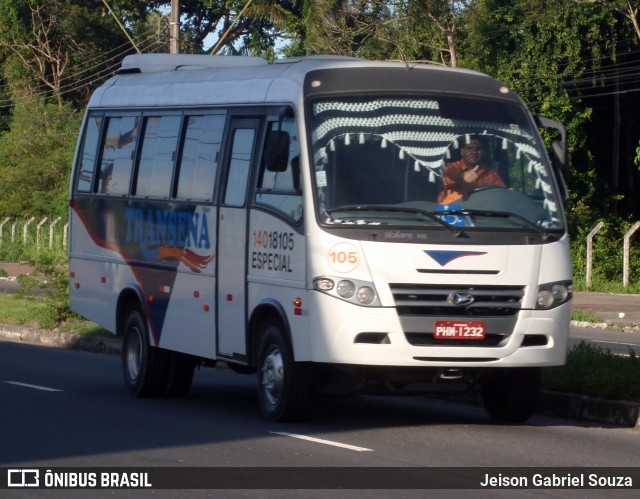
[{"left": 1, "top": 0, "right": 639, "bottom": 287}]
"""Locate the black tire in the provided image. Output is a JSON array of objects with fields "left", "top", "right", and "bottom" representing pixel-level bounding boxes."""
[
  {"left": 121, "top": 310, "right": 168, "bottom": 397},
  {"left": 163, "top": 352, "right": 196, "bottom": 397},
  {"left": 257, "top": 323, "right": 312, "bottom": 422},
  {"left": 481, "top": 368, "right": 541, "bottom": 424},
  {"left": 226, "top": 363, "right": 257, "bottom": 375}
]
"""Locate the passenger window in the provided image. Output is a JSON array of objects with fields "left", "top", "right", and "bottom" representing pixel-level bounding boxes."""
[
  {"left": 224, "top": 128, "right": 255, "bottom": 207},
  {"left": 177, "top": 114, "right": 225, "bottom": 202},
  {"left": 98, "top": 116, "right": 139, "bottom": 195},
  {"left": 135, "top": 115, "right": 180, "bottom": 198},
  {"left": 76, "top": 114, "right": 102, "bottom": 193},
  {"left": 256, "top": 120, "right": 303, "bottom": 223}
]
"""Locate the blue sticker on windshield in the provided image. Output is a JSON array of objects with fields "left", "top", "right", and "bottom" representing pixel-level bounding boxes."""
[{"left": 437, "top": 204, "right": 465, "bottom": 226}]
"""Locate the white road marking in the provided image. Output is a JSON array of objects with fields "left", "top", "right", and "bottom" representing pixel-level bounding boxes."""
[
  {"left": 589, "top": 339, "right": 636, "bottom": 347},
  {"left": 3, "top": 381, "right": 62, "bottom": 392},
  {"left": 587, "top": 339, "right": 637, "bottom": 357},
  {"left": 269, "top": 431, "right": 373, "bottom": 452}
]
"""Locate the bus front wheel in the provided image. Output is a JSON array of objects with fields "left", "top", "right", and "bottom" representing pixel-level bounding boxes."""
[
  {"left": 257, "top": 323, "right": 311, "bottom": 422},
  {"left": 480, "top": 367, "right": 541, "bottom": 424}
]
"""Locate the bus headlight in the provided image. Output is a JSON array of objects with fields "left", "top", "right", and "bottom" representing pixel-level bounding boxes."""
[
  {"left": 336, "top": 280, "right": 356, "bottom": 298},
  {"left": 356, "top": 286, "right": 375, "bottom": 305},
  {"left": 313, "top": 276, "right": 380, "bottom": 307},
  {"left": 536, "top": 281, "right": 572, "bottom": 309},
  {"left": 314, "top": 278, "right": 334, "bottom": 291}
]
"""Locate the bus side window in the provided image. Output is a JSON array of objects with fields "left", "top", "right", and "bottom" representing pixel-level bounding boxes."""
[
  {"left": 176, "top": 114, "right": 225, "bottom": 202},
  {"left": 224, "top": 127, "right": 256, "bottom": 207},
  {"left": 135, "top": 115, "right": 181, "bottom": 198},
  {"left": 76, "top": 114, "right": 102, "bottom": 193},
  {"left": 97, "top": 116, "right": 139, "bottom": 195},
  {"left": 256, "top": 120, "right": 303, "bottom": 223}
]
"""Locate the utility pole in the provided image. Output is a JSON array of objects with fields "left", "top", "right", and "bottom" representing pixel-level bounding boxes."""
[{"left": 170, "top": 0, "right": 180, "bottom": 54}]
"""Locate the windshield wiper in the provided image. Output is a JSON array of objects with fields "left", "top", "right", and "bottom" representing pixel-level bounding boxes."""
[
  {"left": 434, "top": 208, "right": 553, "bottom": 238},
  {"left": 325, "top": 205, "right": 465, "bottom": 236}
]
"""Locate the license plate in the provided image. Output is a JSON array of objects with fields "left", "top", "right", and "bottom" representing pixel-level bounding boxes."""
[{"left": 434, "top": 321, "right": 485, "bottom": 340}]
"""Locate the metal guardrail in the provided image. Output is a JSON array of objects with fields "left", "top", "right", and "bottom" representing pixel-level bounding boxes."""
[
  {"left": 585, "top": 221, "right": 640, "bottom": 288},
  {"left": 0, "top": 216, "right": 68, "bottom": 251}
]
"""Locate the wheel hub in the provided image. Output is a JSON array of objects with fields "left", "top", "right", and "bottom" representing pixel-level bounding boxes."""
[
  {"left": 261, "top": 346, "right": 284, "bottom": 406},
  {"left": 125, "top": 329, "right": 142, "bottom": 381}
]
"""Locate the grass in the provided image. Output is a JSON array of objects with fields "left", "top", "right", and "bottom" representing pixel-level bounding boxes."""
[
  {"left": 571, "top": 309, "right": 604, "bottom": 323},
  {"left": 572, "top": 277, "right": 640, "bottom": 294},
  {"left": 0, "top": 293, "right": 51, "bottom": 328},
  {"left": 542, "top": 341, "right": 640, "bottom": 402},
  {"left": 0, "top": 293, "right": 110, "bottom": 337},
  {"left": 570, "top": 309, "right": 626, "bottom": 332}
]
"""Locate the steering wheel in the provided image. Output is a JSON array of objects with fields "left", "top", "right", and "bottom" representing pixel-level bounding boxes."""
[
  {"left": 463, "top": 185, "right": 505, "bottom": 199},
  {"left": 462, "top": 185, "right": 545, "bottom": 223}
]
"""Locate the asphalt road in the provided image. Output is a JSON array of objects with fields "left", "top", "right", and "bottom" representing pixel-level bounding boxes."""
[
  {"left": 1, "top": 339, "right": 639, "bottom": 497},
  {"left": 570, "top": 325, "right": 640, "bottom": 355}
]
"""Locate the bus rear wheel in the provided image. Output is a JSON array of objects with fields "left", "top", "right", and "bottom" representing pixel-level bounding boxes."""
[
  {"left": 257, "top": 323, "right": 311, "bottom": 422},
  {"left": 480, "top": 367, "right": 541, "bottom": 424},
  {"left": 163, "top": 352, "right": 196, "bottom": 397},
  {"left": 122, "top": 310, "right": 167, "bottom": 397}
]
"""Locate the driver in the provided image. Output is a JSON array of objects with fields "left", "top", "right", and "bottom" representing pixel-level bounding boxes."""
[{"left": 438, "top": 138, "right": 505, "bottom": 204}]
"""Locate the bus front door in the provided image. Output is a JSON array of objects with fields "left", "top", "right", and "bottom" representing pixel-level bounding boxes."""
[{"left": 217, "top": 119, "right": 259, "bottom": 362}]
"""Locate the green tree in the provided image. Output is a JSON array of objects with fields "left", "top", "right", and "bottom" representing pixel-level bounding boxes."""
[
  {"left": 561, "top": 0, "right": 640, "bottom": 220},
  {"left": 302, "top": 0, "right": 395, "bottom": 57},
  {"left": 0, "top": 1, "right": 131, "bottom": 218},
  {"left": 567, "top": 1, "right": 640, "bottom": 40},
  {"left": 138, "top": 1, "right": 301, "bottom": 55},
  {"left": 463, "top": 0, "right": 635, "bottom": 226},
  {"left": 391, "top": 1, "right": 472, "bottom": 66},
  {"left": 0, "top": 99, "right": 80, "bottom": 217},
  {"left": 0, "top": 0, "right": 134, "bottom": 109}
]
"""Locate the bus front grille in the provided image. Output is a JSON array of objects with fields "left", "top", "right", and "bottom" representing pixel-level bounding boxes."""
[
  {"left": 390, "top": 284, "right": 525, "bottom": 347},
  {"left": 389, "top": 284, "right": 524, "bottom": 318}
]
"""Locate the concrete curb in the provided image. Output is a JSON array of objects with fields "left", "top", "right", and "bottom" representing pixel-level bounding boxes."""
[
  {"left": 571, "top": 320, "right": 640, "bottom": 334},
  {"left": 538, "top": 391, "right": 640, "bottom": 428},
  {"left": 1, "top": 323, "right": 639, "bottom": 428},
  {"left": 0, "top": 324, "right": 121, "bottom": 355}
]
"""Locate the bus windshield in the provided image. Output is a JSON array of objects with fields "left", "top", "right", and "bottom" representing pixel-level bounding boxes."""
[{"left": 309, "top": 95, "right": 563, "bottom": 231}]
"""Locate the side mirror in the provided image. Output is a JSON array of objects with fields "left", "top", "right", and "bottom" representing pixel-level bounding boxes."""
[
  {"left": 264, "top": 130, "right": 290, "bottom": 172},
  {"left": 278, "top": 106, "right": 294, "bottom": 130},
  {"left": 535, "top": 115, "right": 568, "bottom": 200}
]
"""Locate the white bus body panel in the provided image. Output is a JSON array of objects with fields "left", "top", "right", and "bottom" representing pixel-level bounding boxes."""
[
  {"left": 217, "top": 206, "right": 249, "bottom": 358},
  {"left": 247, "top": 209, "right": 308, "bottom": 359},
  {"left": 301, "top": 226, "right": 571, "bottom": 367},
  {"left": 70, "top": 202, "right": 219, "bottom": 359},
  {"left": 69, "top": 209, "right": 129, "bottom": 333},
  {"left": 305, "top": 293, "right": 570, "bottom": 367}
]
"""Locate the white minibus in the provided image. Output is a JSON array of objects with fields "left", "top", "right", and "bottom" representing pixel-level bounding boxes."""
[{"left": 69, "top": 54, "right": 572, "bottom": 423}]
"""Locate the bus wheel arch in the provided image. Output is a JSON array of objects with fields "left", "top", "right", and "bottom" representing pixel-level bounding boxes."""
[
  {"left": 116, "top": 287, "right": 145, "bottom": 338},
  {"left": 248, "top": 300, "right": 292, "bottom": 367}
]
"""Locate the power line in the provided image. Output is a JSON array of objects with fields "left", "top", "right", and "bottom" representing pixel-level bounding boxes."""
[{"left": 0, "top": 29, "right": 164, "bottom": 110}]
